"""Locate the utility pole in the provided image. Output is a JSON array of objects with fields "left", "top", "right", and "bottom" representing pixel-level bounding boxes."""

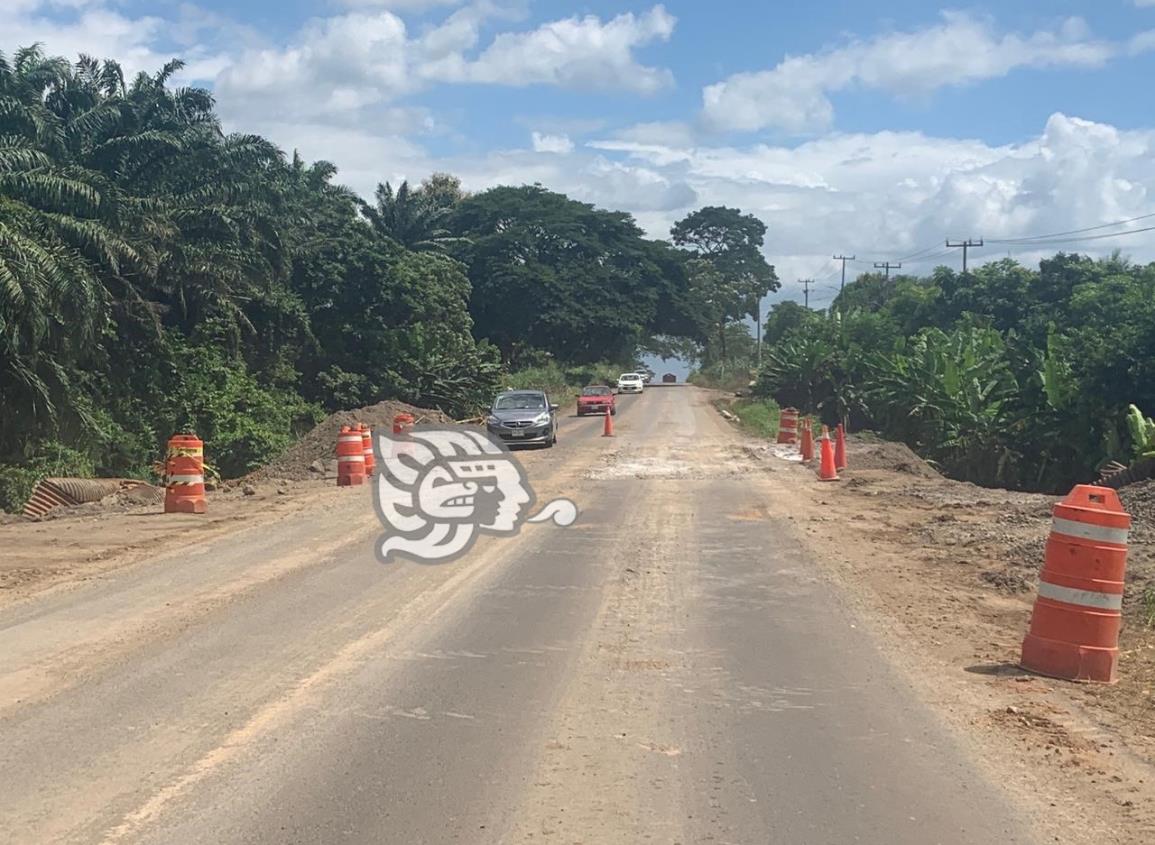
[
  {"left": 800, "top": 278, "right": 813, "bottom": 309},
  {"left": 833, "top": 254, "right": 855, "bottom": 294},
  {"left": 945, "top": 238, "right": 983, "bottom": 274},
  {"left": 755, "top": 298, "right": 762, "bottom": 368},
  {"left": 873, "top": 261, "right": 901, "bottom": 280}
]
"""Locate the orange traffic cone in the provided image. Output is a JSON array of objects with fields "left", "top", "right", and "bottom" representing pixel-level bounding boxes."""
[
  {"left": 834, "top": 423, "right": 848, "bottom": 471},
  {"left": 818, "top": 426, "right": 839, "bottom": 481},
  {"left": 603, "top": 409, "right": 614, "bottom": 437},
  {"left": 800, "top": 419, "right": 814, "bottom": 462}
]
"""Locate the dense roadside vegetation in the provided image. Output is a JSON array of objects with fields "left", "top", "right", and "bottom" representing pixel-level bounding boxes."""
[
  {"left": 754, "top": 256, "right": 1155, "bottom": 492},
  {"left": 7, "top": 47, "right": 1151, "bottom": 508},
  {"left": 1, "top": 46, "right": 775, "bottom": 509}
]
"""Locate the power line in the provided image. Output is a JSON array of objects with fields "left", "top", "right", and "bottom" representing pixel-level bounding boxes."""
[
  {"left": 946, "top": 238, "right": 983, "bottom": 274},
  {"left": 987, "top": 212, "right": 1155, "bottom": 245},
  {"left": 902, "top": 248, "right": 956, "bottom": 265},
  {"left": 832, "top": 254, "right": 855, "bottom": 294},
  {"left": 833, "top": 210, "right": 1155, "bottom": 284},
  {"left": 895, "top": 243, "right": 945, "bottom": 263},
  {"left": 988, "top": 224, "right": 1155, "bottom": 248},
  {"left": 873, "top": 261, "right": 902, "bottom": 279},
  {"left": 800, "top": 278, "right": 813, "bottom": 309}
]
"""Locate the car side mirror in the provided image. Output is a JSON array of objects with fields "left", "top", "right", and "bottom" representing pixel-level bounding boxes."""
[{"left": 550, "top": 404, "right": 559, "bottom": 412}]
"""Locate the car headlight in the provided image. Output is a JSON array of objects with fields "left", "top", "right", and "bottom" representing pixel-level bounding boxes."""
[
  {"left": 533, "top": 412, "right": 551, "bottom": 424},
  {"left": 486, "top": 415, "right": 500, "bottom": 425}
]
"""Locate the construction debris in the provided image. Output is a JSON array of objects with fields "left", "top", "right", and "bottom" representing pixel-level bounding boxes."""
[{"left": 22, "top": 479, "right": 163, "bottom": 520}]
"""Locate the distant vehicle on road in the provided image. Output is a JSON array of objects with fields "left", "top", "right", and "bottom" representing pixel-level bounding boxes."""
[
  {"left": 576, "top": 385, "right": 616, "bottom": 416},
  {"left": 486, "top": 390, "right": 559, "bottom": 447},
  {"left": 617, "top": 373, "right": 644, "bottom": 394},
  {"left": 662, "top": 373, "right": 677, "bottom": 384}
]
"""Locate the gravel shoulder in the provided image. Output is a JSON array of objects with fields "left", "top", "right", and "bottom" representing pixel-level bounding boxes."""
[{"left": 710, "top": 398, "right": 1155, "bottom": 843}]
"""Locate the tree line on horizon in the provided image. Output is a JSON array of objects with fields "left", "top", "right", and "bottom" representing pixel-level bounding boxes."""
[
  {"left": 5, "top": 45, "right": 1146, "bottom": 506},
  {"left": 751, "top": 255, "right": 1155, "bottom": 492},
  {"left": 0, "top": 45, "right": 779, "bottom": 509}
]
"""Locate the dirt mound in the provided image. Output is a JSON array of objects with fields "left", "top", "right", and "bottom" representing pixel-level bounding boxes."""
[
  {"left": 846, "top": 436, "right": 941, "bottom": 478},
  {"left": 1118, "top": 480, "right": 1155, "bottom": 585},
  {"left": 1119, "top": 479, "right": 1155, "bottom": 541},
  {"left": 245, "top": 399, "right": 451, "bottom": 482}
]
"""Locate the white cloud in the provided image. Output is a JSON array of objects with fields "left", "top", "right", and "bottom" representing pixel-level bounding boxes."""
[
  {"left": 210, "top": 3, "right": 675, "bottom": 122},
  {"left": 573, "top": 113, "right": 1155, "bottom": 304},
  {"left": 425, "top": 5, "right": 676, "bottom": 93},
  {"left": 703, "top": 12, "right": 1116, "bottom": 133},
  {"left": 531, "top": 132, "right": 574, "bottom": 154},
  {"left": 269, "top": 110, "right": 1153, "bottom": 286},
  {"left": 4, "top": 1, "right": 244, "bottom": 86},
  {"left": 9, "top": 2, "right": 1155, "bottom": 306},
  {"left": 4, "top": 1, "right": 167, "bottom": 76},
  {"left": 213, "top": 11, "right": 413, "bottom": 121},
  {"left": 338, "top": 0, "right": 464, "bottom": 9}
]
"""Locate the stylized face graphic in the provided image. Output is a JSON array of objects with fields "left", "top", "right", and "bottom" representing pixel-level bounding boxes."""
[
  {"left": 415, "top": 459, "right": 530, "bottom": 531},
  {"left": 374, "top": 426, "right": 564, "bottom": 564}
]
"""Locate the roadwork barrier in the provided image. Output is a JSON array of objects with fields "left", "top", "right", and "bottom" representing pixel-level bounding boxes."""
[
  {"left": 1020, "top": 485, "right": 1130, "bottom": 684},
  {"left": 337, "top": 426, "right": 367, "bottom": 487},
  {"left": 165, "top": 434, "right": 207, "bottom": 514},
  {"left": 777, "top": 408, "right": 798, "bottom": 444},
  {"left": 361, "top": 424, "right": 375, "bottom": 477}
]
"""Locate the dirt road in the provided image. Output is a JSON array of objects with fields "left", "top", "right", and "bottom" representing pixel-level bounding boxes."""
[{"left": 0, "top": 387, "right": 1064, "bottom": 843}]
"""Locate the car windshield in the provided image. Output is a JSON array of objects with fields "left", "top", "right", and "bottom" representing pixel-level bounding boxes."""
[
  {"left": 620, "top": 374, "right": 640, "bottom": 381},
  {"left": 582, "top": 387, "right": 611, "bottom": 396},
  {"left": 494, "top": 394, "right": 546, "bottom": 411}
]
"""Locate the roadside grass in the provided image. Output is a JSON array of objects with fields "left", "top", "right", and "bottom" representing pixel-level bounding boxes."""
[
  {"left": 688, "top": 367, "right": 756, "bottom": 392},
  {"left": 713, "top": 396, "right": 824, "bottom": 444},
  {"left": 728, "top": 398, "right": 782, "bottom": 439},
  {"left": 1141, "top": 584, "right": 1155, "bottom": 628}
]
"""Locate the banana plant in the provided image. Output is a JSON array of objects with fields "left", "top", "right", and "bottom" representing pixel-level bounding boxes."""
[{"left": 1126, "top": 404, "right": 1155, "bottom": 460}]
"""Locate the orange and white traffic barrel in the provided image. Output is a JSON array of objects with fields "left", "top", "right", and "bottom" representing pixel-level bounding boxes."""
[
  {"left": 777, "top": 408, "right": 799, "bottom": 444},
  {"left": 164, "top": 433, "right": 207, "bottom": 513},
  {"left": 390, "top": 413, "right": 417, "bottom": 464},
  {"left": 1020, "top": 485, "right": 1131, "bottom": 684},
  {"left": 336, "top": 425, "right": 366, "bottom": 487},
  {"left": 360, "top": 424, "right": 375, "bottom": 477}
]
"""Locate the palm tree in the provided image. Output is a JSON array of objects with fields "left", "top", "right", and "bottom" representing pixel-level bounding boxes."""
[
  {"left": 0, "top": 47, "right": 139, "bottom": 439},
  {"left": 359, "top": 180, "right": 466, "bottom": 253}
]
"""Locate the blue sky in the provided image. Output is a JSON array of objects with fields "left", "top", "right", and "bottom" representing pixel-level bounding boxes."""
[{"left": 9, "top": 1, "right": 1155, "bottom": 311}]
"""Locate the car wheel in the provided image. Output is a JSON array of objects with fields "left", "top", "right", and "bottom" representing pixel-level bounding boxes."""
[{"left": 611, "top": 407, "right": 617, "bottom": 416}]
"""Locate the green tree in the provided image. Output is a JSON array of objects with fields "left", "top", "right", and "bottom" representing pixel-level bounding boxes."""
[
  {"left": 360, "top": 180, "right": 465, "bottom": 254},
  {"left": 671, "top": 206, "right": 778, "bottom": 365},
  {"left": 455, "top": 185, "right": 693, "bottom": 365}
]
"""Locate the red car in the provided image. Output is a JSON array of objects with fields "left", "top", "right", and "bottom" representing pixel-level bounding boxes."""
[{"left": 576, "top": 385, "right": 616, "bottom": 416}]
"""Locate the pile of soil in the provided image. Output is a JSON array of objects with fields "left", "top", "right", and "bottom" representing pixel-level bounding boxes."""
[
  {"left": 846, "top": 436, "right": 942, "bottom": 479},
  {"left": 245, "top": 399, "right": 450, "bottom": 483},
  {"left": 1119, "top": 479, "right": 1155, "bottom": 590}
]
